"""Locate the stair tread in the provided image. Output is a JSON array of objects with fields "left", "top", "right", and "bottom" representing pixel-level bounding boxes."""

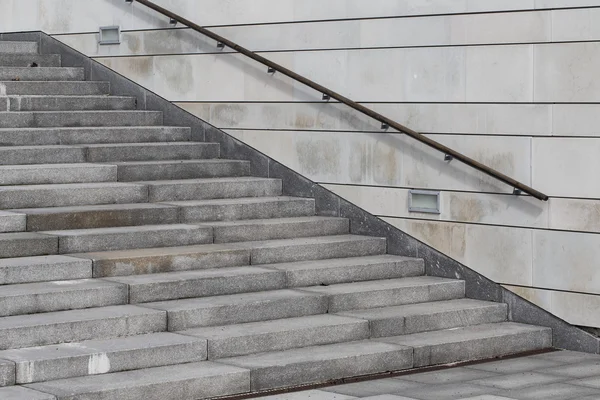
[
  {"left": 11, "top": 202, "right": 177, "bottom": 215},
  {"left": 104, "top": 266, "right": 281, "bottom": 285},
  {"left": 0, "top": 387, "right": 55, "bottom": 400},
  {"left": 0, "top": 163, "right": 110, "bottom": 170},
  {"left": 0, "top": 181, "right": 145, "bottom": 190},
  {"left": 42, "top": 223, "right": 208, "bottom": 236},
  {"left": 26, "top": 361, "right": 249, "bottom": 398},
  {"left": 206, "top": 216, "right": 346, "bottom": 227},
  {"left": 0, "top": 304, "right": 164, "bottom": 330},
  {"left": 179, "top": 314, "right": 366, "bottom": 341},
  {"left": 140, "top": 176, "right": 280, "bottom": 185},
  {"left": 111, "top": 159, "right": 247, "bottom": 166},
  {"left": 0, "top": 331, "right": 202, "bottom": 362},
  {"left": 376, "top": 322, "right": 551, "bottom": 346},
  {"left": 259, "top": 254, "right": 418, "bottom": 271},
  {"left": 337, "top": 298, "right": 506, "bottom": 320},
  {"left": 300, "top": 276, "right": 462, "bottom": 294},
  {"left": 161, "top": 196, "right": 310, "bottom": 206},
  {"left": 0, "top": 278, "right": 123, "bottom": 297},
  {"left": 85, "top": 141, "right": 215, "bottom": 148}
]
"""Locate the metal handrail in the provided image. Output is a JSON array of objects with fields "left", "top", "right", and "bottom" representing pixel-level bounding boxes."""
[{"left": 128, "top": 0, "right": 549, "bottom": 201}]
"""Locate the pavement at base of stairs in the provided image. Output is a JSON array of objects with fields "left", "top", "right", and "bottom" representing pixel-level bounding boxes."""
[{"left": 253, "top": 350, "right": 600, "bottom": 400}]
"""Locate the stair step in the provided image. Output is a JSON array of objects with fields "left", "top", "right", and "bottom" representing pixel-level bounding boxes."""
[
  {"left": 0, "top": 164, "right": 116, "bottom": 185},
  {"left": 0, "top": 145, "right": 86, "bottom": 165},
  {"left": 0, "top": 81, "right": 110, "bottom": 95},
  {"left": 179, "top": 314, "right": 370, "bottom": 359},
  {"left": 116, "top": 160, "right": 251, "bottom": 181},
  {"left": 0, "top": 67, "right": 84, "bottom": 81},
  {"left": 0, "top": 211, "right": 25, "bottom": 233},
  {"left": 167, "top": 196, "right": 315, "bottom": 222},
  {"left": 375, "top": 322, "right": 552, "bottom": 367},
  {"left": 79, "top": 235, "right": 384, "bottom": 277},
  {"left": 44, "top": 224, "right": 213, "bottom": 254},
  {"left": 219, "top": 340, "right": 412, "bottom": 391},
  {"left": 8, "top": 95, "right": 136, "bottom": 111},
  {"left": 242, "top": 235, "right": 387, "bottom": 265},
  {"left": 106, "top": 266, "right": 287, "bottom": 303},
  {"left": 0, "top": 126, "right": 191, "bottom": 146},
  {"left": 145, "top": 177, "right": 283, "bottom": 202},
  {"left": 26, "top": 362, "right": 249, "bottom": 400},
  {"left": 0, "top": 332, "right": 206, "bottom": 384},
  {"left": 0, "top": 305, "right": 166, "bottom": 349},
  {"left": 86, "top": 142, "right": 219, "bottom": 162},
  {"left": 262, "top": 255, "right": 425, "bottom": 287},
  {"left": 0, "top": 255, "right": 91, "bottom": 285},
  {"left": 143, "top": 289, "right": 328, "bottom": 331},
  {"left": 0, "top": 41, "right": 38, "bottom": 54},
  {"left": 208, "top": 216, "right": 349, "bottom": 243},
  {"left": 0, "top": 232, "right": 57, "bottom": 258},
  {"left": 14, "top": 203, "right": 179, "bottom": 231},
  {"left": 0, "top": 110, "right": 162, "bottom": 128},
  {"left": 0, "top": 279, "right": 127, "bottom": 317},
  {"left": 0, "top": 387, "right": 54, "bottom": 400},
  {"left": 0, "top": 182, "right": 148, "bottom": 208},
  {"left": 0, "top": 53, "right": 60, "bottom": 67},
  {"left": 299, "top": 277, "right": 465, "bottom": 312},
  {"left": 0, "top": 358, "right": 13, "bottom": 386},
  {"left": 337, "top": 299, "right": 508, "bottom": 337}
]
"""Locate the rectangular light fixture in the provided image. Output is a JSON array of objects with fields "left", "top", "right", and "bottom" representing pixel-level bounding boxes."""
[
  {"left": 409, "top": 190, "right": 441, "bottom": 214},
  {"left": 99, "top": 26, "right": 121, "bottom": 45}
]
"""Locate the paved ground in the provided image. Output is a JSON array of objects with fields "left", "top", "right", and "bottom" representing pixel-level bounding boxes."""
[{"left": 254, "top": 351, "right": 600, "bottom": 400}]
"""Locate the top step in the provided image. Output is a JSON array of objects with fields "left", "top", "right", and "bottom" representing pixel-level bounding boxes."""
[{"left": 0, "top": 41, "right": 38, "bottom": 54}]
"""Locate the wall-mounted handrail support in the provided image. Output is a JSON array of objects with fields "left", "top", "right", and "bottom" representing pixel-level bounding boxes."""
[{"left": 128, "top": 0, "right": 549, "bottom": 201}]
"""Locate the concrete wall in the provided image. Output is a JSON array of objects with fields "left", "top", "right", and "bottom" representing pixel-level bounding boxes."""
[{"left": 3, "top": 0, "right": 600, "bottom": 327}]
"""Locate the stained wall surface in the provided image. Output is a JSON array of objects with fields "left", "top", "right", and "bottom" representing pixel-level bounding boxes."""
[{"left": 2, "top": 0, "right": 600, "bottom": 327}]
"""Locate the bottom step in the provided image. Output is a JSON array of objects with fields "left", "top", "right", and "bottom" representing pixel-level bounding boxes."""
[
  {"left": 219, "top": 340, "right": 412, "bottom": 391},
  {"left": 26, "top": 362, "right": 250, "bottom": 400},
  {"left": 375, "top": 322, "right": 552, "bottom": 367}
]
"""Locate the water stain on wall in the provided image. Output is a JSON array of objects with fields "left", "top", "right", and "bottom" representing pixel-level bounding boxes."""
[
  {"left": 297, "top": 137, "right": 341, "bottom": 178},
  {"left": 155, "top": 57, "right": 193, "bottom": 95},
  {"left": 449, "top": 195, "right": 499, "bottom": 223},
  {"left": 408, "top": 220, "right": 467, "bottom": 260},
  {"left": 212, "top": 104, "right": 248, "bottom": 127}
]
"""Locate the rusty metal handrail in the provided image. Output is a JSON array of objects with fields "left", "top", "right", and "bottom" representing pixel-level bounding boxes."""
[{"left": 129, "top": 0, "right": 549, "bottom": 201}]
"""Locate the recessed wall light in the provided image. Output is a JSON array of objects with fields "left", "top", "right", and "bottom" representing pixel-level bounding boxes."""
[
  {"left": 409, "top": 190, "right": 441, "bottom": 214},
  {"left": 99, "top": 26, "right": 121, "bottom": 45}
]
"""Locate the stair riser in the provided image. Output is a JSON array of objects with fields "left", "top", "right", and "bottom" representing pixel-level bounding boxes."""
[
  {"left": 0, "top": 112, "right": 162, "bottom": 128},
  {"left": 251, "top": 237, "right": 387, "bottom": 265},
  {"left": 160, "top": 295, "right": 329, "bottom": 331},
  {"left": 0, "top": 67, "right": 84, "bottom": 81},
  {"left": 148, "top": 180, "right": 283, "bottom": 202},
  {"left": 7, "top": 340, "right": 207, "bottom": 384},
  {"left": 0, "top": 212, "right": 25, "bottom": 233},
  {"left": 0, "top": 165, "right": 117, "bottom": 185},
  {"left": 411, "top": 329, "right": 552, "bottom": 367},
  {"left": 364, "top": 305, "right": 509, "bottom": 338},
  {"left": 89, "top": 248, "right": 249, "bottom": 278},
  {"left": 0, "top": 234, "right": 57, "bottom": 259},
  {"left": 320, "top": 281, "right": 465, "bottom": 312},
  {"left": 178, "top": 199, "right": 316, "bottom": 223},
  {"left": 51, "top": 227, "right": 213, "bottom": 254},
  {"left": 213, "top": 219, "right": 349, "bottom": 244},
  {"left": 201, "top": 321, "right": 370, "bottom": 360},
  {"left": 118, "top": 162, "right": 250, "bottom": 182},
  {"left": 0, "top": 361, "right": 13, "bottom": 387},
  {"left": 0, "top": 185, "right": 148, "bottom": 209},
  {"left": 27, "top": 363, "right": 250, "bottom": 400},
  {"left": 87, "top": 144, "right": 220, "bottom": 162},
  {"left": 0, "top": 42, "right": 38, "bottom": 54},
  {"left": 0, "top": 257, "right": 92, "bottom": 285},
  {"left": 0, "top": 127, "right": 191, "bottom": 146},
  {"left": 0, "top": 54, "right": 61, "bottom": 67},
  {"left": 0, "top": 284, "right": 128, "bottom": 317},
  {"left": 8, "top": 97, "right": 136, "bottom": 111},
  {"left": 0, "top": 81, "right": 110, "bottom": 96},
  {"left": 0, "top": 310, "right": 167, "bottom": 350},
  {"left": 0, "top": 147, "right": 85, "bottom": 165},
  {"left": 122, "top": 270, "right": 286, "bottom": 304},
  {"left": 226, "top": 346, "right": 413, "bottom": 391},
  {"left": 21, "top": 206, "right": 180, "bottom": 231},
  {"left": 281, "top": 259, "right": 425, "bottom": 288}
]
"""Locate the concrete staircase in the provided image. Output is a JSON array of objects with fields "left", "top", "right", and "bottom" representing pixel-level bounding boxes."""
[{"left": 0, "top": 40, "right": 552, "bottom": 399}]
